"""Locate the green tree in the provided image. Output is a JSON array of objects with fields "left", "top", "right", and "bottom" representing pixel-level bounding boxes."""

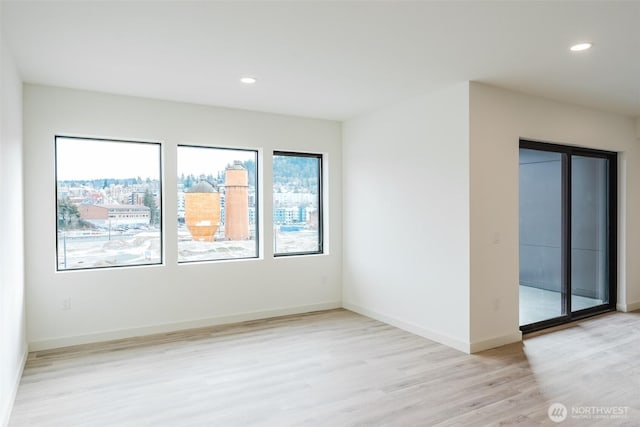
[
  {"left": 242, "top": 159, "right": 256, "bottom": 186},
  {"left": 57, "top": 198, "right": 80, "bottom": 229},
  {"left": 184, "top": 174, "right": 193, "bottom": 189},
  {"left": 273, "top": 155, "right": 318, "bottom": 188},
  {"left": 143, "top": 189, "right": 159, "bottom": 225}
]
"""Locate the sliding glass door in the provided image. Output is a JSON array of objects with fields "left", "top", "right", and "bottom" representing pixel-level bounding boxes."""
[{"left": 519, "top": 141, "right": 616, "bottom": 332}]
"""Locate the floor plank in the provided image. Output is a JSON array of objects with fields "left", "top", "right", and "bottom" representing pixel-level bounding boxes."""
[{"left": 8, "top": 309, "right": 640, "bottom": 426}]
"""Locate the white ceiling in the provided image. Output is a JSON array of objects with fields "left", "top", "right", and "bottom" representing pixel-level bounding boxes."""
[{"left": 2, "top": 1, "right": 639, "bottom": 121}]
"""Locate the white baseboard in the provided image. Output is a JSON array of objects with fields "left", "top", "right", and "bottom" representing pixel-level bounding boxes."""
[
  {"left": 29, "top": 301, "right": 342, "bottom": 352},
  {"left": 343, "top": 302, "right": 472, "bottom": 354},
  {"left": 617, "top": 301, "right": 640, "bottom": 312},
  {"left": 469, "top": 331, "right": 522, "bottom": 353},
  {"left": 1, "top": 347, "right": 28, "bottom": 427}
]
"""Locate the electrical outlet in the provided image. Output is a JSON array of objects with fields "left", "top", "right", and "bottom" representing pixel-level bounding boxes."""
[{"left": 62, "top": 297, "right": 72, "bottom": 311}]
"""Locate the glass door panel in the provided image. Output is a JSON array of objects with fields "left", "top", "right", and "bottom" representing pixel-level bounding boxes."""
[
  {"left": 519, "top": 149, "right": 566, "bottom": 326},
  {"left": 571, "top": 156, "right": 609, "bottom": 311}
]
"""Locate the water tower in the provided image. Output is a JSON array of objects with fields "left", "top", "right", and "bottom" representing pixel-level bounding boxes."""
[
  {"left": 184, "top": 181, "right": 220, "bottom": 241},
  {"left": 225, "top": 161, "right": 250, "bottom": 240}
]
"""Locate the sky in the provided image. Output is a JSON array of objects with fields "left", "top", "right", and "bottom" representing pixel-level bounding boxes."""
[
  {"left": 56, "top": 137, "right": 255, "bottom": 181},
  {"left": 177, "top": 145, "right": 255, "bottom": 177},
  {"left": 56, "top": 137, "right": 160, "bottom": 181}
]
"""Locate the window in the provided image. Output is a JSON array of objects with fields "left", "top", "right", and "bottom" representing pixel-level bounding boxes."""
[
  {"left": 55, "top": 136, "right": 162, "bottom": 270},
  {"left": 273, "top": 151, "right": 323, "bottom": 256},
  {"left": 177, "top": 145, "right": 258, "bottom": 262}
]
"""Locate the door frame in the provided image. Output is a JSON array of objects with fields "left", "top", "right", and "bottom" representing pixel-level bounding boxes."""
[{"left": 519, "top": 139, "right": 617, "bottom": 333}]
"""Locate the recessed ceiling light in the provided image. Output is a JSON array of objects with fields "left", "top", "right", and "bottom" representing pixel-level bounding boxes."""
[
  {"left": 570, "top": 42, "right": 593, "bottom": 52},
  {"left": 240, "top": 76, "right": 257, "bottom": 84}
]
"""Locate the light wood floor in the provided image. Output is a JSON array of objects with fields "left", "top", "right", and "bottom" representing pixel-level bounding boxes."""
[{"left": 8, "top": 309, "right": 640, "bottom": 426}]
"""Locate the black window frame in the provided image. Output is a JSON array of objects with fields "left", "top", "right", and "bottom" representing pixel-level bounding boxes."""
[
  {"left": 55, "top": 135, "right": 163, "bottom": 271},
  {"left": 273, "top": 151, "right": 324, "bottom": 257}
]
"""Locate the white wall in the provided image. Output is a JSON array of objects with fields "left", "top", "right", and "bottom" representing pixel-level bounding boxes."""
[
  {"left": 469, "top": 82, "right": 640, "bottom": 349},
  {"left": 23, "top": 85, "right": 342, "bottom": 350},
  {"left": 343, "top": 81, "right": 639, "bottom": 355},
  {"left": 342, "top": 83, "right": 471, "bottom": 352},
  {"left": 0, "top": 37, "right": 27, "bottom": 427}
]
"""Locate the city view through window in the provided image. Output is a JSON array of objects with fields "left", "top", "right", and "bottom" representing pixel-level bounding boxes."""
[
  {"left": 273, "top": 152, "right": 322, "bottom": 255},
  {"left": 56, "top": 137, "right": 162, "bottom": 270},
  {"left": 177, "top": 146, "right": 258, "bottom": 262},
  {"left": 55, "top": 139, "right": 323, "bottom": 270}
]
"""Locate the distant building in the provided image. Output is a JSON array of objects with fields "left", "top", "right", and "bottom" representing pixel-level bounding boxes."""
[
  {"left": 307, "top": 207, "right": 318, "bottom": 229},
  {"left": 273, "top": 208, "right": 285, "bottom": 224},
  {"left": 78, "top": 204, "right": 150, "bottom": 227},
  {"left": 273, "top": 191, "right": 315, "bottom": 206},
  {"left": 224, "top": 161, "right": 250, "bottom": 240},
  {"left": 273, "top": 207, "right": 301, "bottom": 224},
  {"left": 177, "top": 192, "right": 185, "bottom": 221},
  {"left": 273, "top": 206, "right": 316, "bottom": 227},
  {"left": 184, "top": 181, "right": 220, "bottom": 241},
  {"left": 129, "top": 191, "right": 146, "bottom": 205}
]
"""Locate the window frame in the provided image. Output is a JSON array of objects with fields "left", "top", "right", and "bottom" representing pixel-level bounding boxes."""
[
  {"left": 273, "top": 150, "right": 324, "bottom": 257},
  {"left": 177, "top": 144, "right": 260, "bottom": 264},
  {"left": 55, "top": 135, "right": 164, "bottom": 271}
]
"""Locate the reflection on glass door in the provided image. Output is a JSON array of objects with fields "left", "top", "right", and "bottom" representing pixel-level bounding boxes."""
[{"left": 519, "top": 141, "right": 616, "bottom": 332}]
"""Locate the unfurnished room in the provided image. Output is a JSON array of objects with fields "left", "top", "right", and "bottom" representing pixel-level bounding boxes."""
[{"left": 1, "top": 1, "right": 640, "bottom": 426}]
